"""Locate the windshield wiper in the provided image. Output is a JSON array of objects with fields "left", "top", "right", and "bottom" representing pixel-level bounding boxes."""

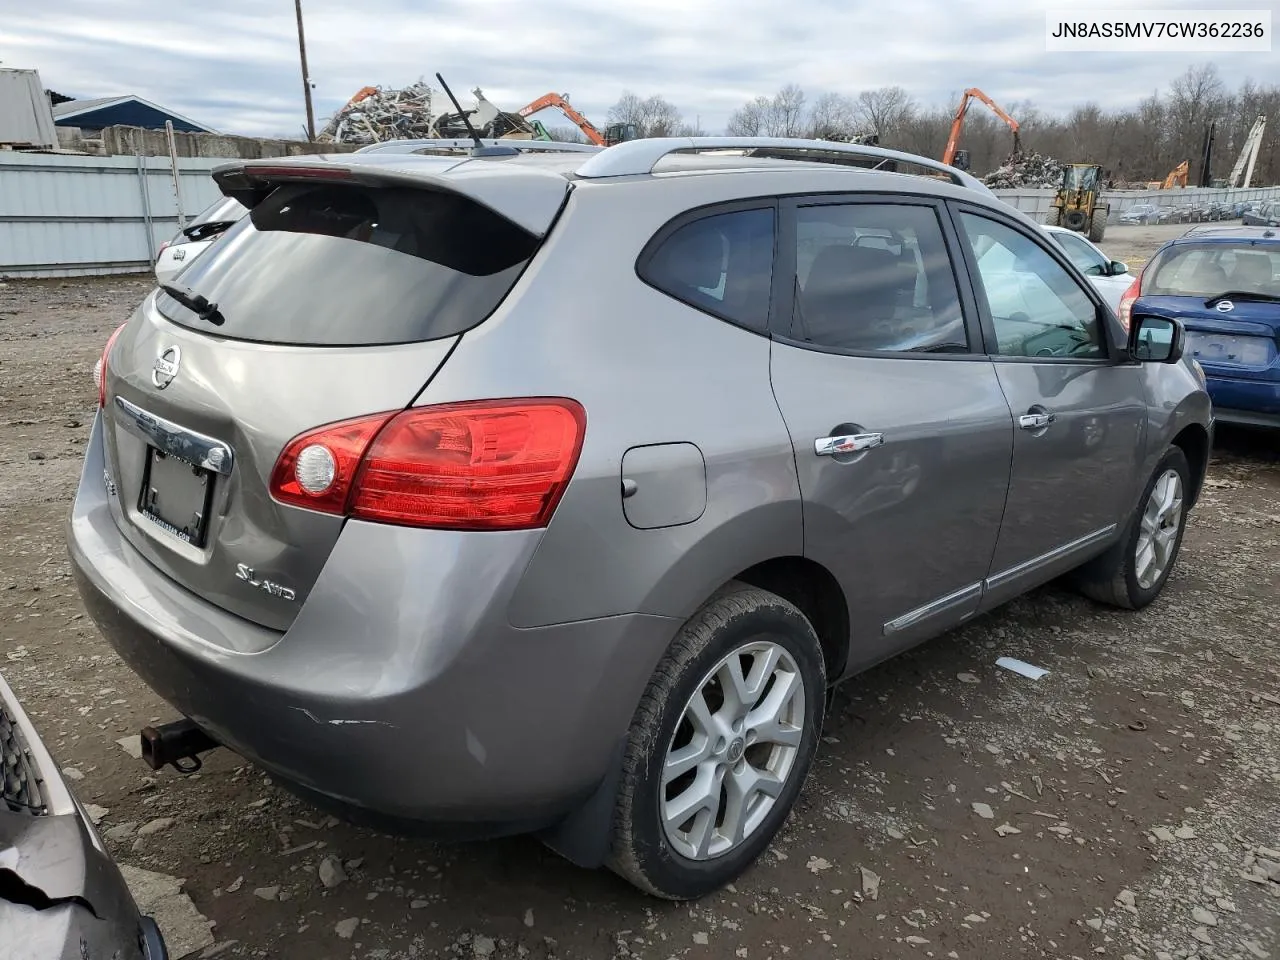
[
  {"left": 159, "top": 282, "right": 224, "bottom": 326},
  {"left": 1204, "top": 290, "right": 1280, "bottom": 307}
]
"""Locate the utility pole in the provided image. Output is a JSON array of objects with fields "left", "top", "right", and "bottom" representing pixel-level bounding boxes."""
[{"left": 294, "top": 0, "right": 316, "bottom": 140}]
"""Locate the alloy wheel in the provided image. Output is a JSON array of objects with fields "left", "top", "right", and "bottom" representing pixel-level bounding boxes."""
[{"left": 660, "top": 640, "right": 806, "bottom": 861}]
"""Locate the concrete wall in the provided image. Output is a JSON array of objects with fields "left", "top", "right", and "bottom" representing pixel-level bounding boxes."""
[
  {"left": 996, "top": 185, "right": 1280, "bottom": 224},
  {"left": 55, "top": 124, "right": 360, "bottom": 160}
]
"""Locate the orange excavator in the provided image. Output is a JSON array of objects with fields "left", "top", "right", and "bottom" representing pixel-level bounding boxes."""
[
  {"left": 518, "top": 93, "right": 639, "bottom": 147},
  {"left": 941, "top": 88, "right": 1021, "bottom": 170}
]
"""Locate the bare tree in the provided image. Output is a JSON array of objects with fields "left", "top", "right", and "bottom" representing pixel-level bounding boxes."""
[
  {"left": 808, "top": 92, "right": 859, "bottom": 140},
  {"left": 607, "top": 91, "right": 685, "bottom": 137},
  {"left": 855, "top": 86, "right": 915, "bottom": 139},
  {"left": 726, "top": 96, "right": 771, "bottom": 136},
  {"left": 771, "top": 84, "right": 808, "bottom": 137},
  {"left": 717, "top": 67, "right": 1280, "bottom": 183}
]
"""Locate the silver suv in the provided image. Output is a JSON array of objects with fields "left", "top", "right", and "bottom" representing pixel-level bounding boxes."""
[{"left": 69, "top": 137, "right": 1212, "bottom": 900}]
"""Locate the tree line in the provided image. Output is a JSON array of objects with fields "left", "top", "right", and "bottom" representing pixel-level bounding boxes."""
[{"left": 564, "top": 65, "right": 1277, "bottom": 186}]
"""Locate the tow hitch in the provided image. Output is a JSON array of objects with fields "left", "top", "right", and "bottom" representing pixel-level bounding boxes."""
[{"left": 139, "top": 719, "right": 220, "bottom": 774}]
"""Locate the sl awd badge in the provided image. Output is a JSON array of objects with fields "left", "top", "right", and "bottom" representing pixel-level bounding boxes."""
[
  {"left": 235, "top": 564, "right": 296, "bottom": 602},
  {"left": 152, "top": 345, "right": 181, "bottom": 389}
]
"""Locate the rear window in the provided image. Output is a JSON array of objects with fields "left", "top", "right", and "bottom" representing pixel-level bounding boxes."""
[
  {"left": 157, "top": 183, "right": 540, "bottom": 346},
  {"left": 1146, "top": 243, "right": 1280, "bottom": 298}
]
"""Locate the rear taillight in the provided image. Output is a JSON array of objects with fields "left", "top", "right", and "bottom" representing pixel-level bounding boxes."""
[
  {"left": 94, "top": 324, "right": 127, "bottom": 408},
  {"left": 1116, "top": 273, "right": 1142, "bottom": 332},
  {"left": 155, "top": 240, "right": 170, "bottom": 262},
  {"left": 269, "top": 399, "right": 586, "bottom": 531}
]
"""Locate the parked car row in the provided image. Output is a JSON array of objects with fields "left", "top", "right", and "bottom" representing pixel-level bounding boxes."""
[
  {"left": 1242, "top": 200, "right": 1280, "bottom": 227},
  {"left": 1116, "top": 200, "right": 1252, "bottom": 226}
]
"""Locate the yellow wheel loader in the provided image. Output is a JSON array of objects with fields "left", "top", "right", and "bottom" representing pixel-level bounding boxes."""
[{"left": 1050, "top": 164, "right": 1110, "bottom": 242}]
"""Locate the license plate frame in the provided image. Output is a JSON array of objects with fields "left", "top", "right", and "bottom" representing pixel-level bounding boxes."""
[
  {"left": 138, "top": 446, "right": 215, "bottom": 547},
  {"left": 1186, "top": 331, "right": 1271, "bottom": 367}
]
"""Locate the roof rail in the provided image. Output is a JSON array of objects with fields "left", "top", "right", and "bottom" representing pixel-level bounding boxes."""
[
  {"left": 573, "top": 137, "right": 995, "bottom": 195},
  {"left": 355, "top": 138, "right": 600, "bottom": 155}
]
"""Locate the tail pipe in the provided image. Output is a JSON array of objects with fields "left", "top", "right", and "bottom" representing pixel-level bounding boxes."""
[{"left": 139, "top": 719, "right": 220, "bottom": 774}]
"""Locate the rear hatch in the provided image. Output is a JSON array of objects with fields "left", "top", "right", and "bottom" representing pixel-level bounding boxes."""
[
  {"left": 101, "top": 156, "right": 569, "bottom": 631},
  {"left": 1136, "top": 239, "right": 1280, "bottom": 381}
]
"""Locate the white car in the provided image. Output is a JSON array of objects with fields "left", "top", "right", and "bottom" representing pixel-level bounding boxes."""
[
  {"left": 1042, "top": 223, "right": 1132, "bottom": 312},
  {"left": 154, "top": 196, "right": 247, "bottom": 283}
]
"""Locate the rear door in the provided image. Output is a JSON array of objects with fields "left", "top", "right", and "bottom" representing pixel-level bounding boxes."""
[
  {"left": 768, "top": 195, "right": 1013, "bottom": 673},
  {"left": 950, "top": 204, "right": 1148, "bottom": 607},
  {"left": 101, "top": 171, "right": 560, "bottom": 631}
]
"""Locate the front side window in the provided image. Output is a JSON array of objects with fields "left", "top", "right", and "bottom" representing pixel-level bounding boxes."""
[
  {"left": 639, "top": 207, "right": 776, "bottom": 332},
  {"left": 787, "top": 202, "right": 968, "bottom": 354},
  {"left": 960, "top": 213, "right": 1105, "bottom": 360},
  {"left": 1052, "top": 231, "right": 1108, "bottom": 277}
]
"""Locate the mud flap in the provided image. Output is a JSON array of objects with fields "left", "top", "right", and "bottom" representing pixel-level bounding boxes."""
[{"left": 537, "top": 738, "right": 627, "bottom": 869}]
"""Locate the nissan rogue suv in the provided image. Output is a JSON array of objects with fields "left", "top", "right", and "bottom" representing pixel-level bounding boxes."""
[{"left": 69, "top": 137, "right": 1212, "bottom": 900}]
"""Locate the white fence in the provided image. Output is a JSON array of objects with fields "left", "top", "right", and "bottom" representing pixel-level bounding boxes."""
[
  {"left": 2, "top": 151, "right": 1280, "bottom": 278},
  {"left": 0, "top": 153, "right": 224, "bottom": 278}
]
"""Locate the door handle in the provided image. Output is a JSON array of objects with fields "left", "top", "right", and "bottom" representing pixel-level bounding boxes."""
[
  {"left": 1018, "top": 412, "right": 1056, "bottom": 430},
  {"left": 815, "top": 432, "right": 884, "bottom": 456}
]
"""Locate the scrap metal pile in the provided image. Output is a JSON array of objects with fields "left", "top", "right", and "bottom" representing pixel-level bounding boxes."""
[
  {"left": 981, "top": 152, "right": 1066, "bottom": 188},
  {"left": 318, "top": 82, "right": 538, "bottom": 145},
  {"left": 318, "top": 82, "right": 436, "bottom": 144}
]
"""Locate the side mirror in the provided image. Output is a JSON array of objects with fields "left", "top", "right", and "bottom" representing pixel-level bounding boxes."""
[
  {"left": 1129, "top": 314, "right": 1184, "bottom": 363},
  {"left": 1109, "top": 260, "right": 1129, "bottom": 276}
]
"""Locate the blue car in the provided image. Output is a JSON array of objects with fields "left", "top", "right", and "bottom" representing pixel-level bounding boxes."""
[{"left": 1119, "top": 225, "right": 1280, "bottom": 429}]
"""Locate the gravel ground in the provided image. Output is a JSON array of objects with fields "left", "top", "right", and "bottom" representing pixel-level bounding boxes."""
[{"left": 1, "top": 223, "right": 1277, "bottom": 960}]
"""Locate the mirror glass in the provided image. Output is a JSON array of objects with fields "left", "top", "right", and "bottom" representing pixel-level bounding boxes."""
[
  {"left": 1134, "top": 316, "right": 1176, "bottom": 361},
  {"left": 1110, "top": 260, "right": 1129, "bottom": 276}
]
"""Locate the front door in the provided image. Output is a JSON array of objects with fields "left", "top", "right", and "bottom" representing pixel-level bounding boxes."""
[
  {"left": 951, "top": 206, "right": 1148, "bottom": 608},
  {"left": 768, "top": 196, "right": 1014, "bottom": 674}
]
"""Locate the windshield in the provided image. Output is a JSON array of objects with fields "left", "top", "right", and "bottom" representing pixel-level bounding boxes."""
[
  {"left": 1064, "top": 166, "right": 1099, "bottom": 191},
  {"left": 156, "top": 183, "right": 540, "bottom": 346},
  {"left": 1145, "top": 243, "right": 1280, "bottom": 299}
]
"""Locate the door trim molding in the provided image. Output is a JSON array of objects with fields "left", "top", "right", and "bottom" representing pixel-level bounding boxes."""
[
  {"left": 984, "top": 524, "right": 1118, "bottom": 592},
  {"left": 883, "top": 581, "right": 983, "bottom": 635}
]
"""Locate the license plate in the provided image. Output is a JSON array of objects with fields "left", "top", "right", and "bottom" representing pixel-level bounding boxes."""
[
  {"left": 1186, "top": 331, "right": 1271, "bottom": 367},
  {"left": 138, "top": 446, "right": 214, "bottom": 547}
]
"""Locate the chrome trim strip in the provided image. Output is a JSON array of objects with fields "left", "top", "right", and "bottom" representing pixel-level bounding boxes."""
[
  {"left": 113, "top": 396, "right": 235, "bottom": 476},
  {"left": 884, "top": 581, "right": 983, "bottom": 635},
  {"left": 984, "top": 524, "right": 1118, "bottom": 592}
]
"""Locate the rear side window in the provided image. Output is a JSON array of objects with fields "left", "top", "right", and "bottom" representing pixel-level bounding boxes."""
[
  {"left": 639, "top": 207, "right": 776, "bottom": 332},
  {"left": 788, "top": 202, "right": 967, "bottom": 354},
  {"left": 157, "top": 183, "right": 540, "bottom": 346},
  {"left": 1146, "top": 243, "right": 1279, "bottom": 298}
]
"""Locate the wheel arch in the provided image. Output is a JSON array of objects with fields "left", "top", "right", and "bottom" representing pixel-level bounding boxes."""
[{"left": 1170, "top": 421, "right": 1211, "bottom": 508}]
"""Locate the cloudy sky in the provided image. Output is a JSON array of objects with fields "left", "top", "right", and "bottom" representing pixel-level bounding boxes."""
[{"left": 3, "top": 0, "right": 1275, "bottom": 137}]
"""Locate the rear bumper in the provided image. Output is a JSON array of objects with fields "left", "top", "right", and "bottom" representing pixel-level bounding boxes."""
[
  {"left": 68, "top": 413, "right": 678, "bottom": 830},
  {"left": 1205, "top": 374, "right": 1280, "bottom": 427}
]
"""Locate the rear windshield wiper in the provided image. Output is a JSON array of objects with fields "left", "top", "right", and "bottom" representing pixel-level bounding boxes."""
[
  {"left": 1205, "top": 291, "right": 1280, "bottom": 307},
  {"left": 182, "top": 219, "right": 238, "bottom": 241},
  {"left": 159, "top": 281, "right": 225, "bottom": 326}
]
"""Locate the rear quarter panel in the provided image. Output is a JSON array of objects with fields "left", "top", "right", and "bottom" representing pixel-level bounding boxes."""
[{"left": 412, "top": 176, "right": 805, "bottom": 628}]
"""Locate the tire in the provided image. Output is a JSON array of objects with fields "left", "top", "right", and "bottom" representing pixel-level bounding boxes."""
[
  {"left": 1074, "top": 447, "right": 1190, "bottom": 609},
  {"left": 608, "top": 582, "right": 826, "bottom": 900},
  {"left": 1089, "top": 215, "right": 1106, "bottom": 243},
  {"left": 1064, "top": 209, "right": 1089, "bottom": 232}
]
